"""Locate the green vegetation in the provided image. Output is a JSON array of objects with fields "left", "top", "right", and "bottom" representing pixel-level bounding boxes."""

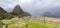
[
  {"left": 0, "top": 17, "right": 56, "bottom": 28},
  {"left": 0, "top": 5, "right": 31, "bottom": 20},
  {"left": 0, "top": 5, "right": 60, "bottom": 28},
  {"left": 0, "top": 16, "right": 60, "bottom": 28},
  {"left": 0, "top": 13, "right": 14, "bottom": 20}
]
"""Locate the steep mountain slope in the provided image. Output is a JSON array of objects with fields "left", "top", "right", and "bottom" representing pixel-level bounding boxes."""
[
  {"left": 0, "top": 7, "right": 7, "bottom": 19},
  {"left": 0, "top": 7, "right": 14, "bottom": 20},
  {"left": 0, "top": 7, "right": 7, "bottom": 14},
  {"left": 12, "top": 5, "right": 24, "bottom": 15},
  {"left": 11, "top": 5, "right": 31, "bottom": 16}
]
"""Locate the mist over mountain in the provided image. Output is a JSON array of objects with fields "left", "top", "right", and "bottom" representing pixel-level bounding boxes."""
[
  {"left": 5, "top": 8, "right": 13, "bottom": 12},
  {"left": 5, "top": 6, "right": 60, "bottom": 17},
  {"left": 1, "top": 0, "right": 60, "bottom": 18}
]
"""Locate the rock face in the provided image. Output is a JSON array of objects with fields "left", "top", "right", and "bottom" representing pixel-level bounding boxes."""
[{"left": 12, "top": 5, "right": 24, "bottom": 15}]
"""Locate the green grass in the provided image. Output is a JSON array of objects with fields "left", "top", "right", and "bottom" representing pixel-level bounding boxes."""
[
  {"left": 24, "top": 20, "right": 50, "bottom": 28},
  {"left": 1, "top": 18, "right": 52, "bottom": 28}
]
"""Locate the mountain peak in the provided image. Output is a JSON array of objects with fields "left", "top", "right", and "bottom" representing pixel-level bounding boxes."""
[{"left": 12, "top": 5, "right": 24, "bottom": 15}]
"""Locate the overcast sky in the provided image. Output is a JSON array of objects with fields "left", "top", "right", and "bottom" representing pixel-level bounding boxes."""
[{"left": 0, "top": 0, "right": 60, "bottom": 16}]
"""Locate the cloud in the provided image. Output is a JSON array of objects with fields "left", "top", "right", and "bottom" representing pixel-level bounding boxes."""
[
  {"left": 19, "top": 0, "right": 60, "bottom": 16},
  {"left": 20, "top": 0, "right": 60, "bottom": 10},
  {"left": 0, "top": 0, "right": 18, "bottom": 9},
  {"left": 0, "top": 0, "right": 60, "bottom": 16},
  {"left": 1, "top": 0, "right": 60, "bottom": 10}
]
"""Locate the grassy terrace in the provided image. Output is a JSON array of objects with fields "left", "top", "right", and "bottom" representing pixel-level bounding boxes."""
[{"left": 0, "top": 17, "right": 60, "bottom": 28}]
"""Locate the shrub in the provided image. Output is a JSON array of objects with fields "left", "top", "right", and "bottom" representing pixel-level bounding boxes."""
[
  {"left": 4, "top": 13, "right": 14, "bottom": 19},
  {"left": 0, "top": 13, "right": 14, "bottom": 20}
]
